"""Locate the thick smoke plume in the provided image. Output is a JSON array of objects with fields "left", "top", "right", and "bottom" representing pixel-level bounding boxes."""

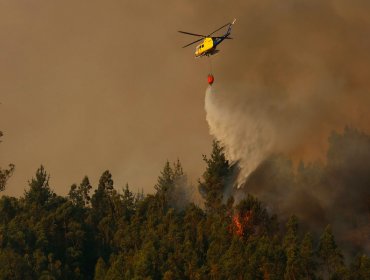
[
  {"left": 204, "top": 0, "right": 370, "bottom": 253},
  {"left": 204, "top": 0, "right": 370, "bottom": 179},
  {"left": 205, "top": 88, "right": 370, "bottom": 254}
]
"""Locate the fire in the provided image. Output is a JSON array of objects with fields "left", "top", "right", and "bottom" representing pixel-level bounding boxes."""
[
  {"left": 232, "top": 210, "right": 252, "bottom": 237},
  {"left": 233, "top": 215, "right": 243, "bottom": 236}
]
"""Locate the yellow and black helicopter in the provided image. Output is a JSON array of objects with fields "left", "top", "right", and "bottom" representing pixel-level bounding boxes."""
[{"left": 179, "top": 19, "right": 236, "bottom": 57}]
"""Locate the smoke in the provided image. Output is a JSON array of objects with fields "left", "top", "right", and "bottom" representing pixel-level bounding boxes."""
[
  {"left": 204, "top": 0, "right": 370, "bottom": 180},
  {"left": 169, "top": 174, "right": 204, "bottom": 210},
  {"left": 203, "top": 1, "right": 370, "bottom": 179},
  {"left": 203, "top": 0, "right": 370, "bottom": 253},
  {"left": 206, "top": 86, "right": 370, "bottom": 252}
]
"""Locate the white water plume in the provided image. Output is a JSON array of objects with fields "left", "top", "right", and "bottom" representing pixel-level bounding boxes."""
[{"left": 204, "top": 85, "right": 275, "bottom": 183}]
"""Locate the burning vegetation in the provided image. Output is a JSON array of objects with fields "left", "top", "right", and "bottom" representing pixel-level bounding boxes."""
[
  {"left": 228, "top": 194, "right": 278, "bottom": 242},
  {"left": 232, "top": 210, "right": 252, "bottom": 237}
]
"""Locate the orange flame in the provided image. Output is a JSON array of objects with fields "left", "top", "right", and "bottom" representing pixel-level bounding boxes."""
[
  {"left": 233, "top": 215, "right": 243, "bottom": 236},
  {"left": 232, "top": 210, "right": 252, "bottom": 237}
]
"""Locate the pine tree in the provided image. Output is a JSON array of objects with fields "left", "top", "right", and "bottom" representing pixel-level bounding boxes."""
[
  {"left": 90, "top": 171, "right": 118, "bottom": 261},
  {"left": 122, "top": 183, "right": 135, "bottom": 221},
  {"left": 0, "top": 163, "right": 14, "bottom": 192},
  {"left": 284, "top": 215, "right": 301, "bottom": 280},
  {"left": 0, "top": 131, "right": 15, "bottom": 191},
  {"left": 69, "top": 176, "right": 92, "bottom": 208},
  {"left": 105, "top": 255, "right": 126, "bottom": 280},
  {"left": 0, "top": 196, "right": 19, "bottom": 224},
  {"left": 94, "top": 257, "right": 107, "bottom": 280},
  {"left": 91, "top": 170, "right": 115, "bottom": 220},
  {"left": 155, "top": 160, "right": 174, "bottom": 212},
  {"left": 170, "top": 159, "right": 189, "bottom": 210},
  {"left": 24, "top": 166, "right": 55, "bottom": 208},
  {"left": 318, "top": 225, "right": 345, "bottom": 279},
  {"left": 300, "top": 232, "right": 316, "bottom": 279},
  {"left": 349, "top": 254, "right": 370, "bottom": 280},
  {"left": 0, "top": 248, "right": 33, "bottom": 279},
  {"left": 198, "top": 140, "right": 231, "bottom": 213},
  {"left": 235, "top": 195, "right": 273, "bottom": 239}
]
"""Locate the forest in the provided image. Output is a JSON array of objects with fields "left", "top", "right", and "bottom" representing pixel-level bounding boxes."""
[{"left": 0, "top": 130, "right": 369, "bottom": 279}]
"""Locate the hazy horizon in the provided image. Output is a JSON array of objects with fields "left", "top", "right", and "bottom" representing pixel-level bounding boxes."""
[{"left": 2, "top": 0, "right": 370, "bottom": 199}]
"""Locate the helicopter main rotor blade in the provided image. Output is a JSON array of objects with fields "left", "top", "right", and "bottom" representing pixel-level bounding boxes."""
[
  {"left": 208, "top": 22, "right": 230, "bottom": 36},
  {"left": 178, "top": 31, "right": 206, "bottom": 37},
  {"left": 182, "top": 38, "right": 204, "bottom": 48},
  {"left": 213, "top": 36, "right": 233, "bottom": 39}
]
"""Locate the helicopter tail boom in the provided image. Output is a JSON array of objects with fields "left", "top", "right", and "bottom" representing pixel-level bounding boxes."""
[{"left": 226, "top": 19, "right": 236, "bottom": 36}]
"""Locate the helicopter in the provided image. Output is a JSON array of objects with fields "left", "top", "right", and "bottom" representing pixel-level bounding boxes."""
[{"left": 179, "top": 19, "right": 236, "bottom": 57}]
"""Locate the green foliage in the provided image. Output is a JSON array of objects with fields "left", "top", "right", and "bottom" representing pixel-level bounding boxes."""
[
  {"left": 236, "top": 194, "right": 276, "bottom": 239},
  {"left": 0, "top": 248, "right": 33, "bottom": 279},
  {"left": 94, "top": 257, "right": 107, "bottom": 280},
  {"left": 199, "top": 140, "right": 231, "bottom": 212},
  {"left": 0, "top": 196, "right": 19, "bottom": 224},
  {"left": 155, "top": 160, "right": 174, "bottom": 213},
  {"left": 155, "top": 159, "right": 188, "bottom": 211},
  {"left": 105, "top": 255, "right": 126, "bottom": 279},
  {"left": 284, "top": 216, "right": 300, "bottom": 280},
  {"left": 318, "top": 225, "right": 346, "bottom": 279},
  {"left": 0, "top": 131, "right": 15, "bottom": 192},
  {"left": 0, "top": 144, "right": 366, "bottom": 279},
  {"left": 69, "top": 176, "right": 92, "bottom": 208},
  {"left": 24, "top": 166, "right": 55, "bottom": 208},
  {"left": 0, "top": 164, "right": 14, "bottom": 192},
  {"left": 91, "top": 170, "right": 115, "bottom": 220},
  {"left": 300, "top": 232, "right": 316, "bottom": 279},
  {"left": 349, "top": 254, "right": 370, "bottom": 280}
]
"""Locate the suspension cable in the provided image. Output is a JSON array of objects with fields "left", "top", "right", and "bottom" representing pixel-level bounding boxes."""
[{"left": 208, "top": 56, "right": 213, "bottom": 74}]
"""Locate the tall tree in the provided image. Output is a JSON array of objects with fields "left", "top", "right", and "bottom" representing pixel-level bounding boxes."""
[
  {"left": 155, "top": 161, "right": 174, "bottom": 212},
  {"left": 0, "top": 248, "right": 33, "bottom": 279},
  {"left": 198, "top": 140, "right": 231, "bottom": 212},
  {"left": 170, "top": 159, "right": 189, "bottom": 210},
  {"left": 91, "top": 170, "right": 115, "bottom": 220},
  {"left": 154, "top": 159, "right": 189, "bottom": 211},
  {"left": 0, "top": 131, "right": 15, "bottom": 191},
  {"left": 90, "top": 170, "right": 117, "bottom": 261},
  {"left": 69, "top": 176, "right": 92, "bottom": 208},
  {"left": 122, "top": 183, "right": 135, "bottom": 221},
  {"left": 318, "top": 225, "right": 345, "bottom": 279},
  {"left": 349, "top": 254, "right": 370, "bottom": 280},
  {"left": 300, "top": 232, "right": 316, "bottom": 279},
  {"left": 24, "top": 166, "right": 55, "bottom": 208},
  {"left": 105, "top": 255, "right": 125, "bottom": 280},
  {"left": 94, "top": 257, "right": 107, "bottom": 280},
  {"left": 284, "top": 215, "right": 301, "bottom": 280},
  {"left": 234, "top": 195, "right": 274, "bottom": 239}
]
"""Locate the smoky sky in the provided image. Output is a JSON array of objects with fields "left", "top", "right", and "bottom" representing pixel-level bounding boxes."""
[
  {"left": 2, "top": 0, "right": 370, "bottom": 198},
  {"left": 204, "top": 0, "right": 370, "bottom": 181},
  {"left": 0, "top": 0, "right": 216, "bottom": 196}
]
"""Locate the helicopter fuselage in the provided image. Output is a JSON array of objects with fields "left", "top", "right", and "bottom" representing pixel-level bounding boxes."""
[{"left": 195, "top": 37, "right": 225, "bottom": 57}]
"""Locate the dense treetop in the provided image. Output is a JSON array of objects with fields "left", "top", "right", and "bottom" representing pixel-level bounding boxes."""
[{"left": 0, "top": 138, "right": 369, "bottom": 279}]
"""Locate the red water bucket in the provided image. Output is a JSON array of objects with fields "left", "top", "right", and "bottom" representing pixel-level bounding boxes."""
[{"left": 207, "top": 74, "right": 214, "bottom": 85}]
